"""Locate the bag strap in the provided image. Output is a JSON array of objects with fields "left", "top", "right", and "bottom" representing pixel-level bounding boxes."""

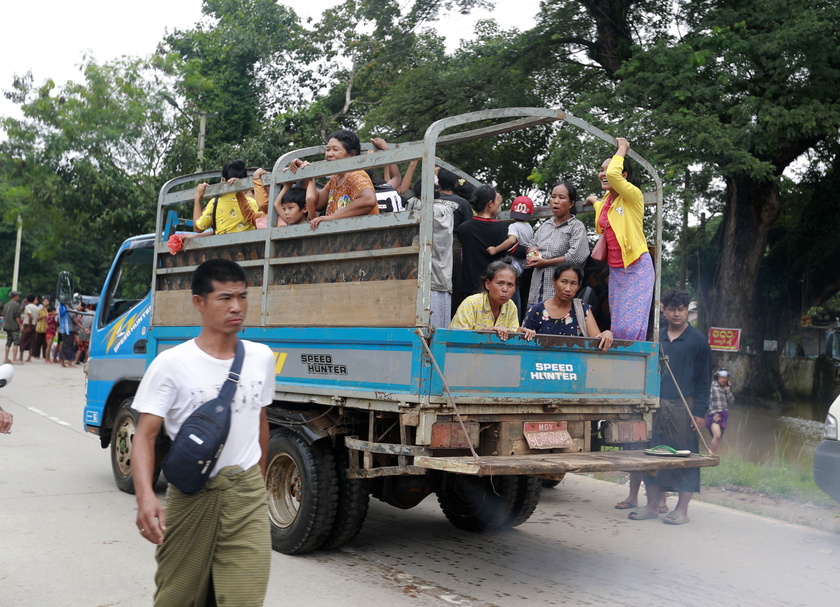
[
  {"left": 217, "top": 340, "right": 245, "bottom": 404},
  {"left": 572, "top": 298, "right": 588, "bottom": 338}
]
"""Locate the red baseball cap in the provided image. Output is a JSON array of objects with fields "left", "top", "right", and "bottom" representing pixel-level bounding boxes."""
[{"left": 509, "top": 195, "right": 535, "bottom": 220}]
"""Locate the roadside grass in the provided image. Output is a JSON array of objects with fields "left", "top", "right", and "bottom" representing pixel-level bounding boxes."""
[
  {"left": 597, "top": 413, "right": 835, "bottom": 507},
  {"left": 701, "top": 452, "right": 836, "bottom": 507}
]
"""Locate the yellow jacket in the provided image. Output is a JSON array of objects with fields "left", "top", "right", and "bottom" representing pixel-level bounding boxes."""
[{"left": 593, "top": 155, "right": 648, "bottom": 267}]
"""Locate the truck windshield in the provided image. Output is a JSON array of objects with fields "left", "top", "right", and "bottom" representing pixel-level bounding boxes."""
[{"left": 100, "top": 245, "right": 154, "bottom": 327}]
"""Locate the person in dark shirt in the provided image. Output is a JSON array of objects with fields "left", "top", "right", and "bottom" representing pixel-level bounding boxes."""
[
  {"left": 455, "top": 185, "right": 510, "bottom": 301},
  {"left": 628, "top": 288, "right": 711, "bottom": 525},
  {"left": 438, "top": 168, "right": 474, "bottom": 314}
]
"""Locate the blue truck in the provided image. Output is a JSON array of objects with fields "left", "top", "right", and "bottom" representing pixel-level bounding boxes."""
[{"left": 80, "top": 108, "right": 717, "bottom": 554}]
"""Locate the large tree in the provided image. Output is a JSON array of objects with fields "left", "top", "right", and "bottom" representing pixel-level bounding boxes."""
[
  {"left": 513, "top": 0, "right": 840, "bottom": 394},
  {"left": 1, "top": 57, "right": 179, "bottom": 294}
]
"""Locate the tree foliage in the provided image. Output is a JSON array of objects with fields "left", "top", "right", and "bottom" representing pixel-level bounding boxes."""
[{"left": 2, "top": 0, "right": 838, "bottom": 396}]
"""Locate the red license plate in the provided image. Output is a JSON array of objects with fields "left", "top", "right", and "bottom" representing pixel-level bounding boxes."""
[{"left": 523, "top": 421, "right": 572, "bottom": 449}]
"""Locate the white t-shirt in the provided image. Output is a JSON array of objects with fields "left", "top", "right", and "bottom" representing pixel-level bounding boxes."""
[
  {"left": 23, "top": 303, "right": 39, "bottom": 326},
  {"left": 508, "top": 220, "right": 534, "bottom": 273},
  {"left": 133, "top": 339, "right": 275, "bottom": 477}
]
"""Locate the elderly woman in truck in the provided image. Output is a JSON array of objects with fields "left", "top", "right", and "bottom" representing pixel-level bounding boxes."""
[
  {"left": 287, "top": 129, "right": 379, "bottom": 230},
  {"left": 450, "top": 260, "right": 536, "bottom": 342}
]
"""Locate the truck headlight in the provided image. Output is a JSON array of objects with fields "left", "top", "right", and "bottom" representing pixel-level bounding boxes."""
[{"left": 825, "top": 413, "right": 839, "bottom": 440}]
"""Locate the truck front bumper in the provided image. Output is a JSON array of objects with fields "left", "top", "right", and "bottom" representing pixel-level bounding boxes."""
[{"left": 814, "top": 439, "right": 840, "bottom": 503}]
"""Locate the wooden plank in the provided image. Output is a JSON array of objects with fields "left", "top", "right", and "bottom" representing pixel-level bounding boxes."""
[
  {"left": 153, "top": 289, "right": 263, "bottom": 326},
  {"left": 413, "top": 450, "right": 719, "bottom": 476},
  {"left": 266, "top": 281, "right": 418, "bottom": 327}
]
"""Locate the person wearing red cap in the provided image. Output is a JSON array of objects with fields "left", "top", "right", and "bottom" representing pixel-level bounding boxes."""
[{"left": 487, "top": 195, "right": 535, "bottom": 320}]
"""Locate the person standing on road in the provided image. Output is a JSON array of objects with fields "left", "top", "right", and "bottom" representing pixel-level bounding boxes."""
[
  {"left": 20, "top": 294, "right": 39, "bottom": 362},
  {"left": 628, "top": 288, "right": 711, "bottom": 525},
  {"left": 132, "top": 259, "right": 275, "bottom": 607},
  {"left": 3, "top": 291, "right": 23, "bottom": 364}
]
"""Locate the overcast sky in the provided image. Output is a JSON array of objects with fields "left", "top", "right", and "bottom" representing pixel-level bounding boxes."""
[{"left": 1, "top": 0, "right": 542, "bottom": 121}]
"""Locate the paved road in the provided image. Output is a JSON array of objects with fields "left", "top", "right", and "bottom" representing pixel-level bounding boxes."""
[{"left": 1, "top": 362, "right": 839, "bottom": 606}]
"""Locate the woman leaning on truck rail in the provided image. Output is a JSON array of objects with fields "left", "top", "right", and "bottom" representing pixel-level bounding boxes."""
[
  {"left": 522, "top": 262, "right": 613, "bottom": 352},
  {"left": 287, "top": 129, "right": 379, "bottom": 230},
  {"left": 450, "top": 260, "right": 536, "bottom": 342}
]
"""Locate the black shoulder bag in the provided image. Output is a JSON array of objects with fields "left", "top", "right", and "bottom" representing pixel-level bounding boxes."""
[{"left": 162, "top": 340, "right": 245, "bottom": 495}]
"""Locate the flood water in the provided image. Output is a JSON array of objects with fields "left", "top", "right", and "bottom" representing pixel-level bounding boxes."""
[{"left": 714, "top": 398, "right": 826, "bottom": 467}]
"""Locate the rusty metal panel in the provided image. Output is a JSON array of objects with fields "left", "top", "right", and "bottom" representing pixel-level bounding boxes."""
[
  {"left": 430, "top": 421, "right": 479, "bottom": 449},
  {"left": 604, "top": 420, "right": 649, "bottom": 443},
  {"left": 414, "top": 451, "right": 719, "bottom": 476},
  {"left": 345, "top": 436, "right": 430, "bottom": 457}
]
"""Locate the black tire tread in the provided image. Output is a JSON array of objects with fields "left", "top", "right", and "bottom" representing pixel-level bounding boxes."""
[
  {"left": 437, "top": 474, "right": 517, "bottom": 532},
  {"left": 267, "top": 428, "right": 339, "bottom": 555},
  {"left": 111, "top": 398, "right": 138, "bottom": 494},
  {"left": 504, "top": 475, "right": 542, "bottom": 528},
  {"left": 319, "top": 443, "right": 370, "bottom": 550}
]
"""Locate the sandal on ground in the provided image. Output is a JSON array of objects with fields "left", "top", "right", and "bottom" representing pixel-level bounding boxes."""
[
  {"left": 658, "top": 505, "right": 669, "bottom": 514},
  {"left": 628, "top": 508, "right": 659, "bottom": 521},
  {"left": 663, "top": 511, "right": 690, "bottom": 525},
  {"left": 615, "top": 500, "right": 637, "bottom": 510}
]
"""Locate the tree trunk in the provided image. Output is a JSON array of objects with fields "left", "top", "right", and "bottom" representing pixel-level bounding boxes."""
[{"left": 705, "top": 175, "right": 782, "bottom": 395}]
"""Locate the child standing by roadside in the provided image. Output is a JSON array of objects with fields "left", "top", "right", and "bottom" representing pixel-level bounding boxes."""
[{"left": 707, "top": 368, "right": 733, "bottom": 453}]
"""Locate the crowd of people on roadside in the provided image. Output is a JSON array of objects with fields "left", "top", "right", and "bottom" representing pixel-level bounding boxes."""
[{"left": 2, "top": 291, "right": 93, "bottom": 368}]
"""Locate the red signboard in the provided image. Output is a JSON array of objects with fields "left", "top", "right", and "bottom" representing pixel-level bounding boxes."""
[{"left": 708, "top": 327, "right": 741, "bottom": 351}]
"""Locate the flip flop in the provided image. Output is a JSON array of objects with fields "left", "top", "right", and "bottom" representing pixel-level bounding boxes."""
[
  {"left": 615, "top": 500, "right": 637, "bottom": 510},
  {"left": 663, "top": 511, "right": 690, "bottom": 525},
  {"left": 658, "top": 505, "right": 669, "bottom": 514},
  {"left": 644, "top": 445, "right": 691, "bottom": 457},
  {"left": 628, "top": 508, "right": 659, "bottom": 521}
]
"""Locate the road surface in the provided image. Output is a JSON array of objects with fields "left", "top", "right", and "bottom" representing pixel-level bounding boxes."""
[{"left": 1, "top": 362, "right": 838, "bottom": 606}]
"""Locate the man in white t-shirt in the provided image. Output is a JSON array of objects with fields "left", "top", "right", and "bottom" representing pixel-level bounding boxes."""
[{"left": 133, "top": 259, "right": 274, "bottom": 607}]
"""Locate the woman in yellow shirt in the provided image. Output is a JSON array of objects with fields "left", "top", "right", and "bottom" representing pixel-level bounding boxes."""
[
  {"left": 586, "top": 138, "right": 654, "bottom": 341},
  {"left": 450, "top": 260, "right": 535, "bottom": 342}
]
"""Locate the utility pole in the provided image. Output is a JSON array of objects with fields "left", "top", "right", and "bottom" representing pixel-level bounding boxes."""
[
  {"left": 12, "top": 215, "right": 22, "bottom": 291},
  {"left": 197, "top": 111, "right": 208, "bottom": 172},
  {"left": 163, "top": 95, "right": 212, "bottom": 172},
  {"left": 679, "top": 169, "right": 690, "bottom": 291}
]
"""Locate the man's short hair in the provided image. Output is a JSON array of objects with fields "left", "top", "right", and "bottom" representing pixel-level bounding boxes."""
[
  {"left": 25, "top": 293, "right": 36, "bottom": 303},
  {"left": 661, "top": 288, "right": 690, "bottom": 309},
  {"left": 437, "top": 168, "right": 458, "bottom": 191},
  {"left": 191, "top": 259, "right": 247, "bottom": 297}
]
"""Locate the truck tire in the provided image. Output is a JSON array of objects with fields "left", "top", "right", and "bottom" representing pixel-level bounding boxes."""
[
  {"left": 319, "top": 442, "right": 370, "bottom": 550},
  {"left": 437, "top": 473, "right": 517, "bottom": 532},
  {"left": 266, "top": 427, "right": 338, "bottom": 554},
  {"left": 111, "top": 396, "right": 160, "bottom": 495},
  {"left": 503, "top": 476, "right": 542, "bottom": 528},
  {"left": 541, "top": 476, "right": 564, "bottom": 488}
]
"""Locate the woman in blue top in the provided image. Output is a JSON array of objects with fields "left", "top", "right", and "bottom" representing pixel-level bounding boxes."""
[{"left": 522, "top": 263, "right": 613, "bottom": 352}]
